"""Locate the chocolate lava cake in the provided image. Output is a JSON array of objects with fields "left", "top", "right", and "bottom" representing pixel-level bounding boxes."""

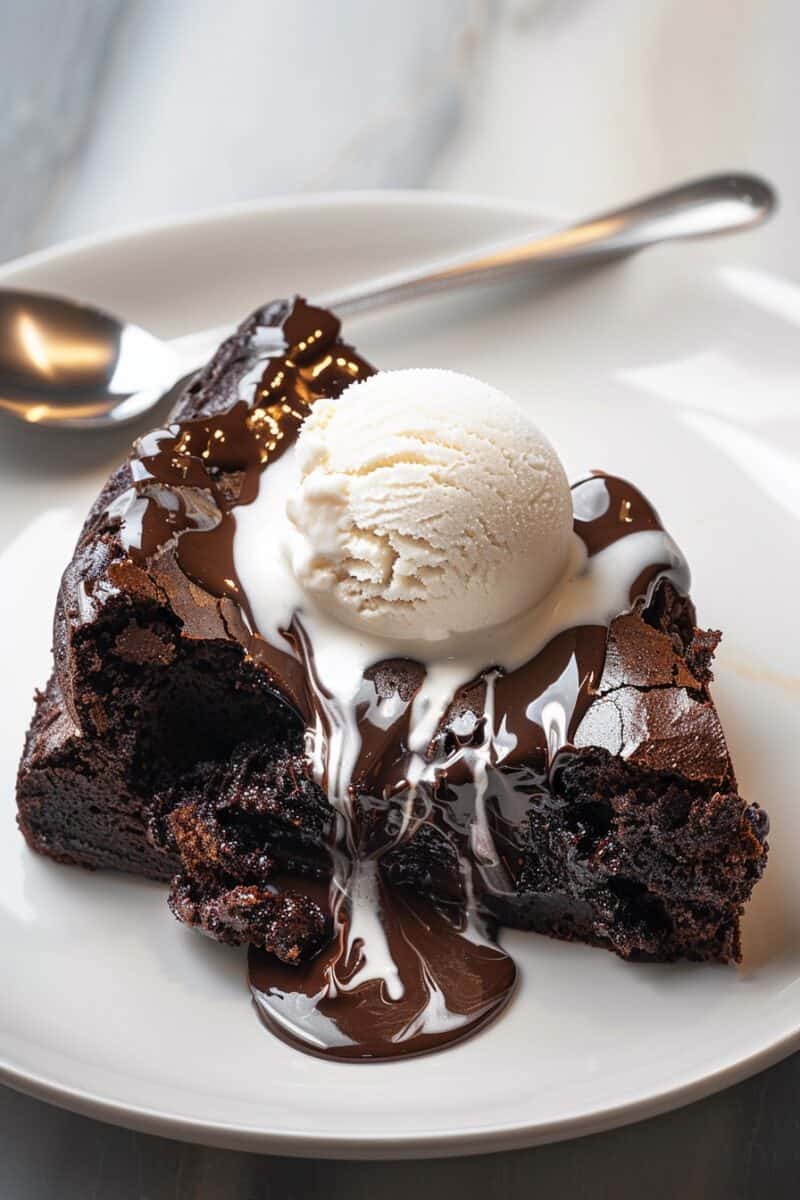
[{"left": 17, "top": 297, "right": 768, "bottom": 975}]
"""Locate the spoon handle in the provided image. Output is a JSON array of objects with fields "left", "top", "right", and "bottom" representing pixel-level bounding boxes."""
[
  {"left": 170, "top": 173, "right": 776, "bottom": 368},
  {"left": 324, "top": 174, "right": 775, "bottom": 316}
]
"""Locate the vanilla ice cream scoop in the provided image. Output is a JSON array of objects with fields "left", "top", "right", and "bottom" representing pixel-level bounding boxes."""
[{"left": 284, "top": 368, "right": 573, "bottom": 642}]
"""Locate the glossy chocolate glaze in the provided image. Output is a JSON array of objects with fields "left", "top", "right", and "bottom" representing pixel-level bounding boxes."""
[
  {"left": 106, "top": 297, "right": 689, "bottom": 1061},
  {"left": 109, "top": 300, "right": 371, "bottom": 617}
]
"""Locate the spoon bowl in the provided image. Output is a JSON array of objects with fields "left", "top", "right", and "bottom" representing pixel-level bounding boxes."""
[{"left": 0, "top": 290, "right": 184, "bottom": 427}]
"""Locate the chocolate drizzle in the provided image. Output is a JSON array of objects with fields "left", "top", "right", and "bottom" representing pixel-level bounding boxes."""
[
  {"left": 106, "top": 297, "right": 691, "bottom": 1062},
  {"left": 108, "top": 298, "right": 373, "bottom": 620}
]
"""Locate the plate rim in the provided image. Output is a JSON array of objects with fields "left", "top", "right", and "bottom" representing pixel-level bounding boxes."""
[
  {"left": 1, "top": 189, "right": 795, "bottom": 1159},
  {"left": 2, "top": 1026, "right": 799, "bottom": 1159},
  {"left": 0, "top": 187, "right": 559, "bottom": 282}
]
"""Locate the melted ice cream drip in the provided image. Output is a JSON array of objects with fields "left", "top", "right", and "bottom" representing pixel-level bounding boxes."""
[
  {"left": 237, "top": 454, "right": 689, "bottom": 1059},
  {"left": 264, "top": 615, "right": 513, "bottom": 1052}
]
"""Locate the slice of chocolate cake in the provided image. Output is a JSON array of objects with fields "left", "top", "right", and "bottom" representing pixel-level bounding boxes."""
[{"left": 16, "top": 297, "right": 768, "bottom": 1061}]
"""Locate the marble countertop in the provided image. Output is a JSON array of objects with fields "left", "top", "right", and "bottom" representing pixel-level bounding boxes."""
[{"left": 2, "top": 1, "right": 799, "bottom": 1195}]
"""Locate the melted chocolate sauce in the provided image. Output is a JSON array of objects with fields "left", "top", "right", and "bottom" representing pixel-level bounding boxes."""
[
  {"left": 108, "top": 297, "right": 688, "bottom": 1062},
  {"left": 110, "top": 299, "right": 373, "bottom": 628},
  {"left": 248, "top": 871, "right": 516, "bottom": 1061}
]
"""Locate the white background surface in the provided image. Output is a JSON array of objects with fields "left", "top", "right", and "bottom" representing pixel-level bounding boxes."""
[
  {"left": 2, "top": 1, "right": 800, "bottom": 1196},
  {"left": 5, "top": 0, "right": 800, "bottom": 281}
]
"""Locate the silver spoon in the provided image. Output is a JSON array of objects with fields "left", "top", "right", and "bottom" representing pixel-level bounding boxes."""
[{"left": 0, "top": 173, "right": 776, "bottom": 430}]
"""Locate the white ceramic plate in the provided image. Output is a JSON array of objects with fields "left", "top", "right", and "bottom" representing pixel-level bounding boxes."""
[{"left": 1, "top": 193, "right": 799, "bottom": 1159}]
